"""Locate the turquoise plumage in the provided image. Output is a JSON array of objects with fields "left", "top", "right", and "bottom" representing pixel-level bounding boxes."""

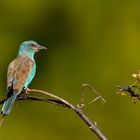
[{"left": 1, "top": 40, "right": 47, "bottom": 117}]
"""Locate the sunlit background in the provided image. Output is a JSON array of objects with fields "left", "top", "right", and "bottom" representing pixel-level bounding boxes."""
[{"left": 0, "top": 0, "right": 140, "bottom": 140}]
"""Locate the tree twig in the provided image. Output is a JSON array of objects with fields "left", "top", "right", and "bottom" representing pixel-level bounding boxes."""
[
  {"left": 116, "top": 85, "right": 140, "bottom": 103},
  {"left": 0, "top": 87, "right": 108, "bottom": 140},
  {"left": 81, "top": 83, "right": 106, "bottom": 105},
  {"left": 116, "top": 71, "right": 140, "bottom": 103},
  {"left": 17, "top": 95, "right": 70, "bottom": 108}
]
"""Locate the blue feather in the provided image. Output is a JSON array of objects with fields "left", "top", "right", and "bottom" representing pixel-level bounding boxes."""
[{"left": 2, "top": 94, "right": 17, "bottom": 115}]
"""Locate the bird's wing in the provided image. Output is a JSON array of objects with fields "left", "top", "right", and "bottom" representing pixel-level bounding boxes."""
[
  {"left": 23, "top": 63, "right": 36, "bottom": 89},
  {"left": 7, "top": 56, "right": 34, "bottom": 95}
]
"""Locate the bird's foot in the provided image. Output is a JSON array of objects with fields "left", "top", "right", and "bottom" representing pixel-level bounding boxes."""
[{"left": 25, "top": 88, "right": 30, "bottom": 94}]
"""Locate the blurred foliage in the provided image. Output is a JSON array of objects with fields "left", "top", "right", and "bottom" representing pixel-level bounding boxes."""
[{"left": 0, "top": 0, "right": 140, "bottom": 140}]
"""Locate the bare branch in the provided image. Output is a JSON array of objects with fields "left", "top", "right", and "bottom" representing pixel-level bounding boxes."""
[
  {"left": 0, "top": 87, "right": 108, "bottom": 140},
  {"left": 17, "top": 95, "right": 70, "bottom": 108},
  {"left": 81, "top": 83, "right": 106, "bottom": 105},
  {"left": 29, "top": 88, "right": 108, "bottom": 140}
]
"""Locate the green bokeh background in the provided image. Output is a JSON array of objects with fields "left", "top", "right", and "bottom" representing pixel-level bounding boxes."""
[{"left": 0, "top": 0, "right": 140, "bottom": 140}]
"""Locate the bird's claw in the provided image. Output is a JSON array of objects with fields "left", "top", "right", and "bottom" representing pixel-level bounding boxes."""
[{"left": 25, "top": 88, "right": 30, "bottom": 94}]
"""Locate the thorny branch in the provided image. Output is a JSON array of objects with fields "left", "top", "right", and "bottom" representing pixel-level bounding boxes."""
[{"left": 0, "top": 84, "right": 107, "bottom": 140}]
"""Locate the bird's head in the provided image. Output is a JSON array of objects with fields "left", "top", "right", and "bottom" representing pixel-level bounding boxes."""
[{"left": 18, "top": 40, "right": 47, "bottom": 58}]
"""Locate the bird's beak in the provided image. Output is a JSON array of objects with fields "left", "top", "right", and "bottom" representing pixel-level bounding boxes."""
[{"left": 37, "top": 45, "right": 48, "bottom": 51}]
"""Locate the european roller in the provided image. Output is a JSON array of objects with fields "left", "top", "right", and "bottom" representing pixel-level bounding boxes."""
[{"left": 1, "top": 40, "right": 47, "bottom": 117}]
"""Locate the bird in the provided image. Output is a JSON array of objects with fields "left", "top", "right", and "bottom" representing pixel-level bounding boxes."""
[{"left": 1, "top": 40, "right": 47, "bottom": 118}]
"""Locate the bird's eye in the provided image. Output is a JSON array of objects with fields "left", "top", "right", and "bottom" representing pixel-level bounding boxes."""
[{"left": 31, "top": 44, "right": 35, "bottom": 47}]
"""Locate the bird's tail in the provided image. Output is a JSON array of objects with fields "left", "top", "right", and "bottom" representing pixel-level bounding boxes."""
[{"left": 1, "top": 94, "right": 17, "bottom": 116}]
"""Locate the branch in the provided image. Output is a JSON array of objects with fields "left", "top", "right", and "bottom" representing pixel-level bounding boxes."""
[
  {"left": 0, "top": 87, "right": 108, "bottom": 140},
  {"left": 116, "top": 85, "right": 140, "bottom": 103},
  {"left": 81, "top": 83, "right": 106, "bottom": 105},
  {"left": 17, "top": 95, "right": 70, "bottom": 108},
  {"left": 116, "top": 71, "right": 140, "bottom": 103}
]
